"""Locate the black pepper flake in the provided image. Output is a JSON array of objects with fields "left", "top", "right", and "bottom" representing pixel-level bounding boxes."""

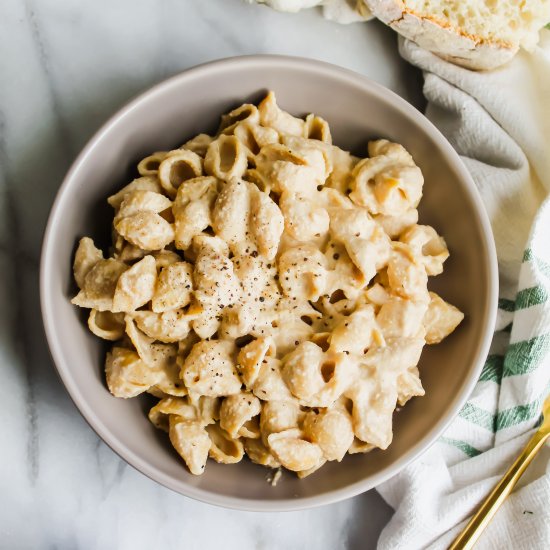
[
  {"left": 294, "top": 341, "right": 299, "bottom": 345},
  {"left": 251, "top": 251, "right": 258, "bottom": 258},
  {"left": 333, "top": 253, "right": 340, "bottom": 260},
  {"left": 259, "top": 297, "right": 265, "bottom": 302}
]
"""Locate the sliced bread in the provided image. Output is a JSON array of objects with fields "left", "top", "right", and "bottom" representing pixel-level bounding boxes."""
[{"left": 364, "top": 0, "right": 550, "bottom": 70}]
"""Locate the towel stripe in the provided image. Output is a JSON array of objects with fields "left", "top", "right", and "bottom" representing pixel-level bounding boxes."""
[
  {"left": 461, "top": 394, "right": 547, "bottom": 433},
  {"left": 498, "top": 285, "right": 550, "bottom": 312},
  {"left": 503, "top": 333, "right": 550, "bottom": 377},
  {"left": 498, "top": 298, "right": 516, "bottom": 312},
  {"left": 439, "top": 437, "right": 482, "bottom": 458},
  {"left": 523, "top": 248, "right": 550, "bottom": 280},
  {"left": 459, "top": 402, "right": 495, "bottom": 431},
  {"left": 515, "top": 286, "right": 549, "bottom": 310},
  {"left": 479, "top": 355, "right": 504, "bottom": 383},
  {"left": 495, "top": 394, "right": 545, "bottom": 431}
]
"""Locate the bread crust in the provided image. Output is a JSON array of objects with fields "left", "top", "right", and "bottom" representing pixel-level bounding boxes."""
[{"left": 365, "top": 0, "right": 518, "bottom": 70}]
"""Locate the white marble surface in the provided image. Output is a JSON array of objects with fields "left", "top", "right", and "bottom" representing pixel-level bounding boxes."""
[{"left": 0, "top": 1, "right": 424, "bottom": 548}]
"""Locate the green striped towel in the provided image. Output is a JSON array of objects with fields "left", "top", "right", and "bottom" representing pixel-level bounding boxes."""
[{"left": 377, "top": 33, "right": 550, "bottom": 550}]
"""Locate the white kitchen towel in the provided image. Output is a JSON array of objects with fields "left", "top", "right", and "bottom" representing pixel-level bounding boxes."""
[
  {"left": 246, "top": 0, "right": 372, "bottom": 23},
  {"left": 376, "top": 35, "right": 550, "bottom": 550}
]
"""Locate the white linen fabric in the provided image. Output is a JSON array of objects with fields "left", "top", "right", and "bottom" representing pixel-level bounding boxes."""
[{"left": 245, "top": 0, "right": 372, "bottom": 23}]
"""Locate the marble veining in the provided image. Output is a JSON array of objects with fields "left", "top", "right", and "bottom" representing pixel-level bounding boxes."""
[{"left": 0, "top": 0, "right": 424, "bottom": 547}]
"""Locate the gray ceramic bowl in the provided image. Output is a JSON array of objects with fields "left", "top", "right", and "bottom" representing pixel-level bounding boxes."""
[{"left": 40, "top": 55, "right": 498, "bottom": 511}]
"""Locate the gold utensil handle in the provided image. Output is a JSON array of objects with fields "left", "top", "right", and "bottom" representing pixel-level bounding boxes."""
[{"left": 449, "top": 429, "right": 550, "bottom": 550}]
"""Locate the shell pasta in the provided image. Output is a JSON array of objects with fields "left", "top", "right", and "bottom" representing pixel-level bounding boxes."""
[{"left": 71, "top": 91, "right": 464, "bottom": 478}]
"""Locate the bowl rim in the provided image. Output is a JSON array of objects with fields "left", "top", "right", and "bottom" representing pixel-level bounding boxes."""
[{"left": 40, "top": 54, "right": 498, "bottom": 512}]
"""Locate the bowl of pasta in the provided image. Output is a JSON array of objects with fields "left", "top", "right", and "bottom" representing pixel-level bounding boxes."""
[{"left": 40, "top": 55, "right": 497, "bottom": 510}]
